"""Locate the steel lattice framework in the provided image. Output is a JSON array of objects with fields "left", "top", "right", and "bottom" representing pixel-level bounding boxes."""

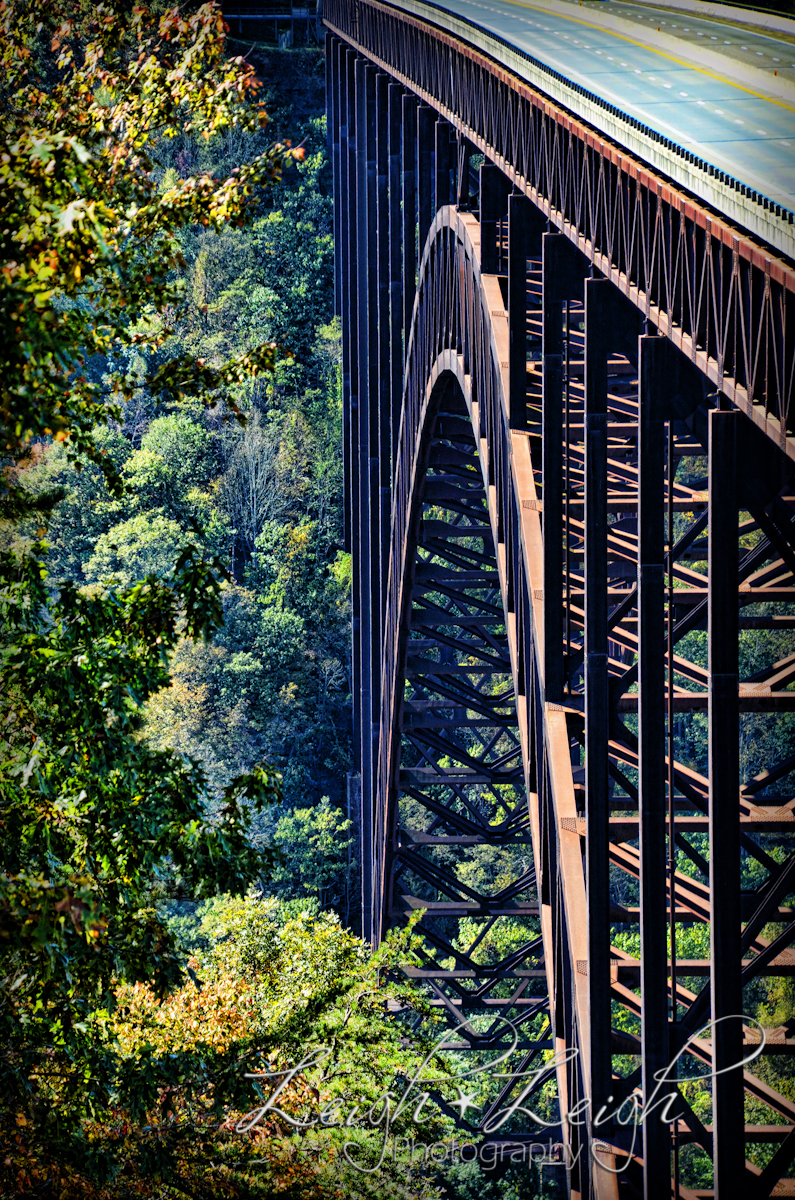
[{"left": 326, "top": 1, "right": 795, "bottom": 1194}]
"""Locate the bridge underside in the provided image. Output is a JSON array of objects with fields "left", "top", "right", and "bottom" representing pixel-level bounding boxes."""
[{"left": 327, "top": 6, "right": 795, "bottom": 1196}]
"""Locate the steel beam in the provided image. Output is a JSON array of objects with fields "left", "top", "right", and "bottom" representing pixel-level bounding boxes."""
[
  {"left": 542, "top": 234, "right": 585, "bottom": 702},
  {"left": 417, "top": 104, "right": 434, "bottom": 257},
  {"left": 343, "top": 46, "right": 362, "bottom": 876},
  {"left": 507, "top": 193, "right": 539, "bottom": 432},
  {"left": 456, "top": 132, "right": 473, "bottom": 211},
  {"left": 479, "top": 161, "right": 508, "bottom": 276},
  {"left": 355, "top": 56, "right": 377, "bottom": 942},
  {"left": 376, "top": 71, "right": 391, "bottom": 604},
  {"left": 434, "top": 118, "right": 453, "bottom": 213},
  {"left": 401, "top": 91, "right": 418, "bottom": 353},
  {"left": 638, "top": 334, "right": 670, "bottom": 1197},
  {"left": 388, "top": 80, "right": 403, "bottom": 465},
  {"left": 327, "top": 27, "right": 795, "bottom": 1199},
  {"left": 584, "top": 277, "right": 611, "bottom": 1131},
  {"left": 708, "top": 407, "right": 744, "bottom": 1191}
]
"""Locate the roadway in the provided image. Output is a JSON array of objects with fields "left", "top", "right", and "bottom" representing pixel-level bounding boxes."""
[
  {"left": 590, "top": 0, "right": 795, "bottom": 93},
  {"left": 395, "top": 0, "right": 795, "bottom": 229}
]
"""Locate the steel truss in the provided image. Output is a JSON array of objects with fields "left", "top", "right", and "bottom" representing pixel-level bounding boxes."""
[
  {"left": 327, "top": 8, "right": 795, "bottom": 1197},
  {"left": 326, "top": 0, "right": 795, "bottom": 455}
]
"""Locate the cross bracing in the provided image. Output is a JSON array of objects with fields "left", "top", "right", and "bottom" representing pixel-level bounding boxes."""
[{"left": 326, "top": 4, "right": 795, "bottom": 1194}]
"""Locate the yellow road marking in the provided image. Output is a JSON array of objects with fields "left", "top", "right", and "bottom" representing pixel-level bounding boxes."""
[{"left": 490, "top": 0, "right": 795, "bottom": 113}]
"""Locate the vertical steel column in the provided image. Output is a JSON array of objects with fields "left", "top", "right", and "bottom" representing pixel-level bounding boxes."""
[
  {"left": 388, "top": 82, "right": 403, "bottom": 469},
  {"left": 508, "top": 194, "right": 535, "bottom": 431},
  {"left": 637, "top": 335, "right": 671, "bottom": 1197},
  {"left": 417, "top": 105, "right": 434, "bottom": 254},
  {"left": 479, "top": 161, "right": 507, "bottom": 275},
  {"left": 542, "top": 234, "right": 586, "bottom": 700},
  {"left": 584, "top": 277, "right": 611, "bottom": 1125},
  {"left": 331, "top": 38, "right": 350, "bottom": 552},
  {"left": 343, "top": 50, "right": 358, "bottom": 416},
  {"left": 456, "top": 133, "right": 472, "bottom": 210},
  {"left": 401, "top": 93, "right": 417, "bottom": 355},
  {"left": 344, "top": 48, "right": 361, "bottom": 850},
  {"left": 542, "top": 233, "right": 565, "bottom": 701},
  {"left": 355, "top": 56, "right": 377, "bottom": 944},
  {"left": 708, "top": 407, "right": 743, "bottom": 1191},
  {"left": 376, "top": 73, "right": 391, "bottom": 611},
  {"left": 374, "top": 70, "right": 391, "bottom": 953},
  {"left": 328, "top": 34, "right": 341, "bottom": 321},
  {"left": 434, "top": 119, "right": 452, "bottom": 212},
  {"left": 367, "top": 60, "right": 381, "bottom": 949}
]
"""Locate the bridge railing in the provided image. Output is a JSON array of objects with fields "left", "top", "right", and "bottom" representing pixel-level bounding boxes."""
[{"left": 325, "top": 0, "right": 795, "bottom": 457}]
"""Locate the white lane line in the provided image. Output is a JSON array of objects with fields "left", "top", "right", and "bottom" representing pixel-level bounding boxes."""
[{"left": 460, "top": 0, "right": 795, "bottom": 175}]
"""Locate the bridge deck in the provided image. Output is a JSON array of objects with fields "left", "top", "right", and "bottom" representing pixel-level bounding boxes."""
[
  {"left": 327, "top": 6, "right": 795, "bottom": 1190},
  {"left": 387, "top": 0, "right": 795, "bottom": 256}
]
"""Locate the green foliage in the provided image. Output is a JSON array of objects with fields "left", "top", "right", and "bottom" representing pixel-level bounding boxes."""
[
  {"left": 4, "top": 894, "right": 449, "bottom": 1197},
  {"left": 2, "top": 12, "right": 365, "bottom": 1194},
  {"left": 142, "top": 584, "right": 346, "bottom": 800},
  {"left": 84, "top": 509, "right": 189, "bottom": 584},
  {"left": 124, "top": 413, "right": 214, "bottom": 512},
  {"left": 0, "top": 0, "right": 309, "bottom": 1183},
  {"left": 0, "top": 0, "right": 298, "bottom": 502},
  {"left": 0, "top": 538, "right": 283, "bottom": 1158},
  {"left": 271, "top": 797, "right": 354, "bottom": 910}
]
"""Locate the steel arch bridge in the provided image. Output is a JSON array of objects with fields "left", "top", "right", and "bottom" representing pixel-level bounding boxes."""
[{"left": 325, "top": 0, "right": 795, "bottom": 1194}]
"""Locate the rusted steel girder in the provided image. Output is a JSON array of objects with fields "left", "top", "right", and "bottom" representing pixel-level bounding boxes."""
[{"left": 327, "top": 14, "right": 795, "bottom": 1198}]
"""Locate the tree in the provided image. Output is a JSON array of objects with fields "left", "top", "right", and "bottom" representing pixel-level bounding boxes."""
[
  {"left": 27, "top": 427, "right": 132, "bottom": 580},
  {"left": 172, "top": 112, "right": 335, "bottom": 398},
  {"left": 272, "top": 797, "right": 354, "bottom": 911},
  {"left": 0, "top": 0, "right": 298, "bottom": 1177},
  {"left": 84, "top": 509, "right": 188, "bottom": 584},
  {"left": 4, "top": 888, "right": 450, "bottom": 1197},
  {"left": 123, "top": 412, "right": 214, "bottom": 515},
  {"left": 1, "top": 547, "right": 284, "bottom": 1166},
  {"left": 0, "top": 0, "right": 299, "bottom": 494},
  {"left": 220, "top": 412, "right": 291, "bottom": 572}
]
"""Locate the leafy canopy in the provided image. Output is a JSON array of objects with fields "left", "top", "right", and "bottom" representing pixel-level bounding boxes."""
[
  {"left": 0, "top": 0, "right": 300, "bottom": 494},
  {"left": 0, "top": 0, "right": 296, "bottom": 1172}
]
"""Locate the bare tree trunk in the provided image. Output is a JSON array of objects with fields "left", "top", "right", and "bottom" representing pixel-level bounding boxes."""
[{"left": 220, "top": 414, "right": 289, "bottom": 562}]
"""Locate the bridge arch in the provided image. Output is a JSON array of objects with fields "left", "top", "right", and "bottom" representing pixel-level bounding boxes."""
[
  {"left": 329, "top": 22, "right": 795, "bottom": 1195},
  {"left": 376, "top": 209, "right": 532, "bottom": 939},
  {"left": 374, "top": 206, "right": 593, "bottom": 1156}
]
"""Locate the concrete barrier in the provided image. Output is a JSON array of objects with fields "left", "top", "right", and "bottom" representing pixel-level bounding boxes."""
[
  {"left": 390, "top": 0, "right": 795, "bottom": 258},
  {"left": 626, "top": 0, "right": 795, "bottom": 38}
]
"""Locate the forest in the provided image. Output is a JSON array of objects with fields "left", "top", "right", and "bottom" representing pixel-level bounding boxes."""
[
  {"left": 0, "top": 3, "right": 564, "bottom": 1196},
  {"left": 1, "top": 2, "right": 793, "bottom": 1197}
]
